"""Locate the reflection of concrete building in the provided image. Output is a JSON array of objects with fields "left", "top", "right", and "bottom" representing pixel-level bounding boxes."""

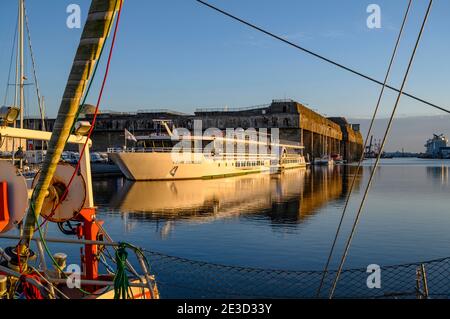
[
  {"left": 425, "top": 134, "right": 448, "bottom": 158},
  {"left": 102, "top": 166, "right": 363, "bottom": 235}
]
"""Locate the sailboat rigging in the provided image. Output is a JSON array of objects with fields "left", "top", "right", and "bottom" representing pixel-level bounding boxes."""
[{"left": 0, "top": 0, "right": 160, "bottom": 299}]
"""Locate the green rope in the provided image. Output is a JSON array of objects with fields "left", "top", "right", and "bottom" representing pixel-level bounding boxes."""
[
  {"left": 114, "top": 243, "right": 132, "bottom": 299},
  {"left": 21, "top": 0, "right": 126, "bottom": 299},
  {"left": 33, "top": 202, "right": 94, "bottom": 296}
]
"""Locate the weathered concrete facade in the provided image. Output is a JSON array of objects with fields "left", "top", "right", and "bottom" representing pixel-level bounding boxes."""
[
  {"left": 20, "top": 99, "right": 363, "bottom": 161},
  {"left": 195, "top": 100, "right": 362, "bottom": 161},
  {"left": 328, "top": 118, "right": 364, "bottom": 162}
]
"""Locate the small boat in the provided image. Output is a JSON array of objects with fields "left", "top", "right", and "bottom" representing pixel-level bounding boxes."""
[
  {"left": 331, "top": 153, "right": 345, "bottom": 165},
  {"left": 313, "top": 155, "right": 335, "bottom": 166}
]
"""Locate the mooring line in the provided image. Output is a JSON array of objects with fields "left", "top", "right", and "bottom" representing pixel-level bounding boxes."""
[
  {"left": 195, "top": 0, "right": 449, "bottom": 115},
  {"left": 328, "top": 0, "right": 434, "bottom": 299},
  {"left": 316, "top": 0, "right": 413, "bottom": 298}
]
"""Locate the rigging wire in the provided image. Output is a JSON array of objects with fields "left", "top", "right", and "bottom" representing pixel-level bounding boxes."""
[
  {"left": 23, "top": 0, "right": 46, "bottom": 131},
  {"left": 315, "top": 0, "right": 413, "bottom": 298},
  {"left": 195, "top": 0, "right": 449, "bottom": 115},
  {"left": 328, "top": 0, "right": 434, "bottom": 299},
  {"left": 56, "top": 0, "right": 124, "bottom": 218},
  {"left": 35, "top": 0, "right": 120, "bottom": 230},
  {"left": 14, "top": 2, "right": 21, "bottom": 108},
  {"left": 27, "top": 0, "right": 123, "bottom": 298},
  {"left": 3, "top": 10, "right": 19, "bottom": 106}
]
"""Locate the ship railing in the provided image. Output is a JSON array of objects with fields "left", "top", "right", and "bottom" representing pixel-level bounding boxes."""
[
  {"left": 0, "top": 126, "right": 95, "bottom": 207},
  {"left": 107, "top": 147, "right": 281, "bottom": 160},
  {"left": 0, "top": 234, "right": 156, "bottom": 298},
  {"left": 195, "top": 104, "right": 270, "bottom": 113}
]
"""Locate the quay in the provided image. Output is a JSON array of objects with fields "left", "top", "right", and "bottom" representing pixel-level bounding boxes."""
[{"left": 20, "top": 99, "right": 363, "bottom": 162}]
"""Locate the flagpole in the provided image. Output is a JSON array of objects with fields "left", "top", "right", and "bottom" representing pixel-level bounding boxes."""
[{"left": 124, "top": 129, "right": 127, "bottom": 151}]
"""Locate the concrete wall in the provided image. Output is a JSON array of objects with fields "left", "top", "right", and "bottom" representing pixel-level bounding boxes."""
[{"left": 19, "top": 100, "right": 363, "bottom": 161}]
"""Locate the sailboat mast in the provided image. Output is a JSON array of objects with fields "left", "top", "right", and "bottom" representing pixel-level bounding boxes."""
[
  {"left": 19, "top": 0, "right": 24, "bottom": 129},
  {"left": 19, "top": 0, "right": 122, "bottom": 251}
]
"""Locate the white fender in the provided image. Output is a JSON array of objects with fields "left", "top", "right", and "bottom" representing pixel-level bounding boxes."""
[{"left": 0, "top": 162, "right": 28, "bottom": 233}]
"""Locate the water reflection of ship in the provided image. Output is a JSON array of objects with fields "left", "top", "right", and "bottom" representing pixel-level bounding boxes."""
[
  {"left": 107, "top": 166, "right": 363, "bottom": 237},
  {"left": 426, "top": 165, "right": 449, "bottom": 186}
]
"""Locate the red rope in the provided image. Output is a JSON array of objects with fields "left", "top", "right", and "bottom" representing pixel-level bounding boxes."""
[
  {"left": 36, "top": 0, "right": 123, "bottom": 229},
  {"left": 20, "top": 274, "right": 44, "bottom": 299},
  {"left": 15, "top": 245, "right": 44, "bottom": 299}
]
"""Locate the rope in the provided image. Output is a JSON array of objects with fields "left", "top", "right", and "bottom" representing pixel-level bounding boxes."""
[
  {"left": 23, "top": 0, "right": 46, "bottom": 132},
  {"left": 27, "top": 0, "right": 124, "bottom": 298},
  {"left": 316, "top": 0, "right": 413, "bottom": 297},
  {"left": 328, "top": 0, "right": 434, "bottom": 299},
  {"left": 28, "top": 265, "right": 70, "bottom": 299},
  {"left": 35, "top": 0, "right": 122, "bottom": 230},
  {"left": 20, "top": 273, "right": 44, "bottom": 299},
  {"left": 195, "top": 0, "right": 450, "bottom": 115},
  {"left": 114, "top": 243, "right": 132, "bottom": 299},
  {"left": 2, "top": 9, "right": 18, "bottom": 106},
  {"left": 13, "top": 2, "right": 20, "bottom": 109},
  {"left": 14, "top": 247, "right": 45, "bottom": 299},
  {"left": 67, "top": 0, "right": 121, "bottom": 135},
  {"left": 113, "top": 242, "right": 153, "bottom": 299}
]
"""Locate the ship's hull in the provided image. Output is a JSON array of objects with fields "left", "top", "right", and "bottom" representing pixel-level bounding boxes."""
[{"left": 110, "top": 152, "right": 306, "bottom": 181}]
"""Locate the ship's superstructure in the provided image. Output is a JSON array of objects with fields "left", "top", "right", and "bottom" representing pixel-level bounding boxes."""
[
  {"left": 425, "top": 134, "right": 448, "bottom": 158},
  {"left": 109, "top": 120, "right": 306, "bottom": 181}
]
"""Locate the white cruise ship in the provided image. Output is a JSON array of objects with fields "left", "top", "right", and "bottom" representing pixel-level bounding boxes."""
[{"left": 109, "top": 121, "right": 306, "bottom": 181}]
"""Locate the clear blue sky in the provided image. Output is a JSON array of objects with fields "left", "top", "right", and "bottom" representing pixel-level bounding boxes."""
[{"left": 0, "top": 0, "right": 449, "bottom": 119}]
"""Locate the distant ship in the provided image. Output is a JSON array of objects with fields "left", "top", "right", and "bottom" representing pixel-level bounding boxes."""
[
  {"left": 109, "top": 120, "right": 306, "bottom": 181},
  {"left": 422, "top": 134, "right": 450, "bottom": 159}
]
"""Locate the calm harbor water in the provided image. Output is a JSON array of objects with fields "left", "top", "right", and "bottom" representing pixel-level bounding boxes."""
[
  {"left": 2, "top": 158, "right": 450, "bottom": 273},
  {"left": 90, "top": 157, "right": 450, "bottom": 271}
]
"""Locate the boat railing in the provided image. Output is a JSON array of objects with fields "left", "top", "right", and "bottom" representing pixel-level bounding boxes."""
[
  {"left": 0, "top": 126, "right": 95, "bottom": 207},
  {"left": 0, "top": 233, "right": 156, "bottom": 297},
  {"left": 195, "top": 104, "right": 270, "bottom": 113},
  {"left": 108, "top": 147, "right": 281, "bottom": 161}
]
